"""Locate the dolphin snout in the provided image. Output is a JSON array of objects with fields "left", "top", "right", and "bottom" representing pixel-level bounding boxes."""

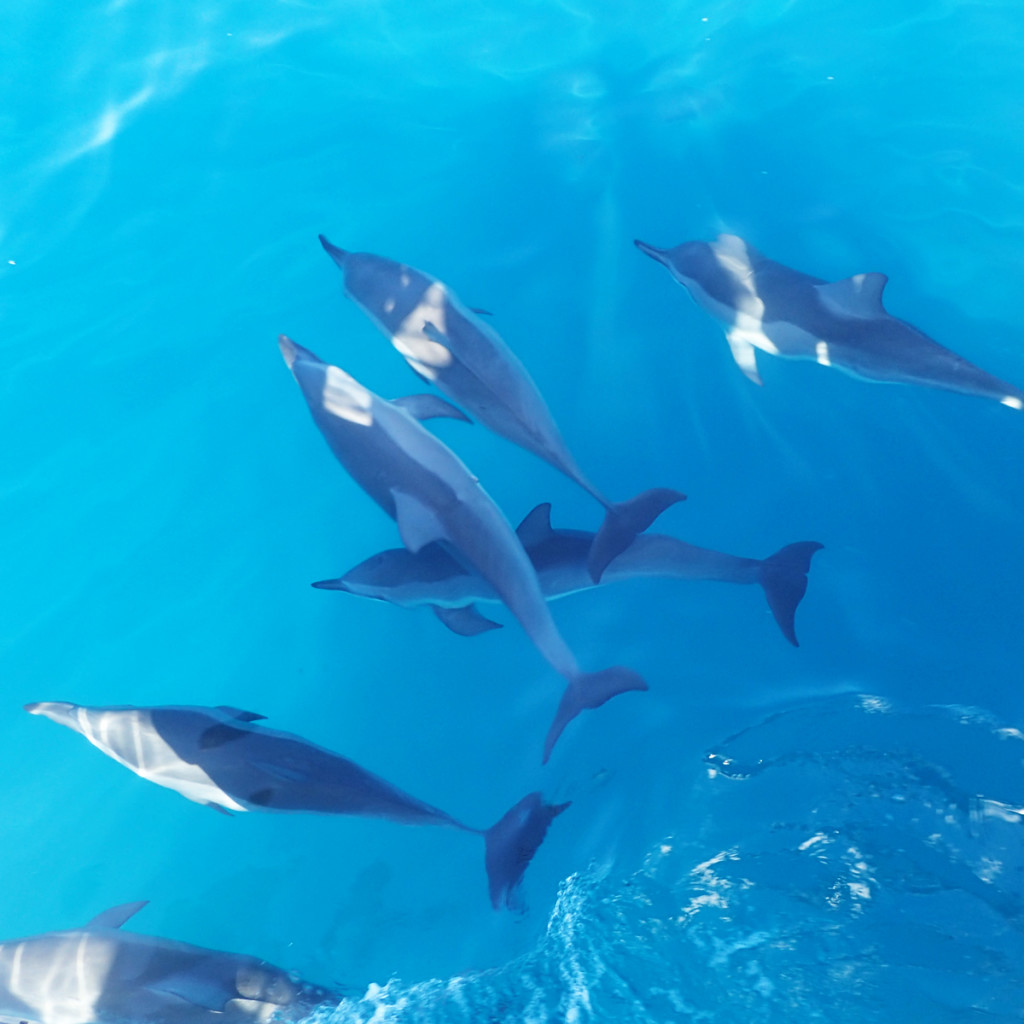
[
  {"left": 634, "top": 239, "right": 669, "bottom": 265},
  {"left": 311, "top": 578, "right": 351, "bottom": 592},
  {"left": 318, "top": 234, "right": 348, "bottom": 270},
  {"left": 25, "top": 701, "right": 76, "bottom": 721}
]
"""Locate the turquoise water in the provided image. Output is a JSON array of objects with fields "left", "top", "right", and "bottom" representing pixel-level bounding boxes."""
[{"left": 2, "top": 0, "right": 1023, "bottom": 1020}]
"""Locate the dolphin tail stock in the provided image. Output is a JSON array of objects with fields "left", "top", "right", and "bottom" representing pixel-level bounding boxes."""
[
  {"left": 757, "top": 541, "right": 824, "bottom": 647},
  {"left": 483, "top": 792, "right": 570, "bottom": 911},
  {"left": 587, "top": 488, "right": 687, "bottom": 583},
  {"left": 542, "top": 667, "right": 649, "bottom": 765}
]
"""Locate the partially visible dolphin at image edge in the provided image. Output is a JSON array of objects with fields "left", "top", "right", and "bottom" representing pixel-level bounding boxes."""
[
  {"left": 0, "top": 900, "right": 339, "bottom": 1024},
  {"left": 318, "top": 234, "right": 686, "bottom": 582},
  {"left": 278, "top": 334, "right": 647, "bottom": 762},
  {"left": 634, "top": 233, "right": 1024, "bottom": 408},
  {"left": 25, "top": 702, "right": 569, "bottom": 910}
]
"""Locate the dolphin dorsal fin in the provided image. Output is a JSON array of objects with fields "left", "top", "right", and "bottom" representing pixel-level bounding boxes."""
[
  {"left": 391, "top": 394, "right": 471, "bottom": 423},
  {"left": 816, "top": 273, "right": 888, "bottom": 318},
  {"left": 216, "top": 707, "right": 266, "bottom": 723},
  {"left": 516, "top": 503, "right": 554, "bottom": 547},
  {"left": 88, "top": 901, "right": 149, "bottom": 930}
]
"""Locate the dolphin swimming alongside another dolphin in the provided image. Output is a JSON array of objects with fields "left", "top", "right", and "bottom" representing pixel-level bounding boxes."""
[
  {"left": 318, "top": 235, "right": 686, "bottom": 581},
  {"left": 0, "top": 900, "right": 338, "bottom": 1024},
  {"left": 25, "top": 702, "right": 569, "bottom": 910},
  {"left": 313, "top": 503, "right": 823, "bottom": 647},
  {"left": 635, "top": 233, "right": 1024, "bottom": 408},
  {"left": 278, "top": 334, "right": 647, "bottom": 761}
]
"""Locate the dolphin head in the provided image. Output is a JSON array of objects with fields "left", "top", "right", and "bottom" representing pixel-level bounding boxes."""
[
  {"left": 634, "top": 238, "right": 709, "bottom": 286},
  {"left": 314, "top": 545, "right": 469, "bottom": 606}
]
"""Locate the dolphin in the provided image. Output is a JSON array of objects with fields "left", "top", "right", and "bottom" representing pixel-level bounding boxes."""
[
  {"left": 278, "top": 334, "right": 647, "bottom": 762},
  {"left": 318, "top": 235, "right": 686, "bottom": 581},
  {"left": 26, "top": 702, "right": 569, "bottom": 911},
  {"left": 635, "top": 233, "right": 1024, "bottom": 408},
  {"left": 0, "top": 900, "right": 338, "bottom": 1024},
  {"left": 314, "top": 503, "right": 823, "bottom": 647}
]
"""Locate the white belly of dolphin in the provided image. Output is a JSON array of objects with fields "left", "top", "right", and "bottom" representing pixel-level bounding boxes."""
[{"left": 73, "top": 708, "right": 246, "bottom": 812}]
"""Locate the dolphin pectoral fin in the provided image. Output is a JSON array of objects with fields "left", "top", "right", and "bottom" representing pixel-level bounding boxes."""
[
  {"left": 470, "top": 307, "right": 493, "bottom": 316},
  {"left": 587, "top": 488, "right": 686, "bottom": 583},
  {"left": 199, "top": 723, "right": 252, "bottom": 750},
  {"left": 87, "top": 900, "right": 149, "bottom": 930},
  {"left": 431, "top": 604, "right": 503, "bottom": 637},
  {"left": 392, "top": 489, "right": 449, "bottom": 553},
  {"left": 758, "top": 541, "right": 824, "bottom": 647},
  {"left": 483, "top": 793, "right": 570, "bottom": 911},
  {"left": 204, "top": 802, "right": 234, "bottom": 817},
  {"left": 726, "top": 328, "right": 763, "bottom": 384},
  {"left": 542, "top": 668, "right": 648, "bottom": 763},
  {"left": 248, "top": 788, "right": 274, "bottom": 807},
  {"left": 391, "top": 394, "right": 471, "bottom": 423},
  {"left": 515, "top": 503, "right": 555, "bottom": 547},
  {"left": 216, "top": 706, "right": 266, "bottom": 723},
  {"left": 815, "top": 273, "right": 888, "bottom": 319}
]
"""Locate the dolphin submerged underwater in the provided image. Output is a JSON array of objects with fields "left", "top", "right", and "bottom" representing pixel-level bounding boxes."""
[
  {"left": 0, "top": 900, "right": 338, "bottom": 1024},
  {"left": 318, "top": 235, "right": 686, "bottom": 581},
  {"left": 25, "top": 702, "right": 569, "bottom": 911},
  {"left": 635, "top": 233, "right": 1024, "bottom": 408},
  {"left": 313, "top": 503, "right": 824, "bottom": 647},
  {"left": 278, "top": 334, "right": 647, "bottom": 761}
]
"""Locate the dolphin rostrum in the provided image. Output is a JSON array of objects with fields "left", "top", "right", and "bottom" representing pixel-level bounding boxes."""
[
  {"left": 314, "top": 503, "right": 823, "bottom": 647},
  {"left": 318, "top": 235, "right": 686, "bottom": 580},
  {"left": 26, "top": 702, "right": 569, "bottom": 911},
  {"left": 0, "top": 900, "right": 338, "bottom": 1024},
  {"left": 278, "top": 334, "right": 647, "bottom": 762},
  {"left": 635, "top": 233, "right": 1024, "bottom": 408}
]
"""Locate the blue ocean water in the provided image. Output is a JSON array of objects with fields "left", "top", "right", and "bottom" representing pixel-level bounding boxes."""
[{"left": 1, "top": 0, "right": 1022, "bottom": 1020}]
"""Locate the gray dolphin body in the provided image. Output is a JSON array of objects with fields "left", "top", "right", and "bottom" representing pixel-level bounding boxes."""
[
  {"left": 636, "top": 233, "right": 1024, "bottom": 408},
  {"left": 279, "top": 335, "right": 646, "bottom": 761},
  {"left": 25, "top": 702, "right": 568, "bottom": 910},
  {"left": 0, "top": 901, "right": 337, "bottom": 1024},
  {"left": 318, "top": 235, "right": 685, "bottom": 580},
  {"left": 315, "top": 504, "right": 823, "bottom": 647}
]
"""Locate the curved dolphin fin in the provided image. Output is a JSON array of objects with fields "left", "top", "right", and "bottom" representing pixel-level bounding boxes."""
[
  {"left": 216, "top": 707, "right": 266, "bottom": 723},
  {"left": 726, "top": 328, "right": 763, "bottom": 384},
  {"left": 318, "top": 234, "right": 348, "bottom": 270},
  {"left": 87, "top": 901, "right": 149, "bottom": 930},
  {"left": 392, "top": 394, "right": 471, "bottom": 423},
  {"left": 515, "top": 503, "right": 554, "bottom": 547},
  {"left": 483, "top": 793, "right": 570, "bottom": 910},
  {"left": 758, "top": 541, "right": 824, "bottom": 647},
  {"left": 588, "top": 488, "right": 686, "bottom": 583},
  {"left": 392, "top": 489, "right": 448, "bottom": 553},
  {"left": 542, "top": 668, "right": 648, "bottom": 764},
  {"left": 815, "top": 273, "right": 888, "bottom": 319},
  {"left": 431, "top": 604, "right": 503, "bottom": 637}
]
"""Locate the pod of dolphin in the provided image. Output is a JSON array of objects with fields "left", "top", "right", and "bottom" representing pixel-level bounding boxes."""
[{"left": 7, "top": 232, "right": 1020, "bottom": 1024}]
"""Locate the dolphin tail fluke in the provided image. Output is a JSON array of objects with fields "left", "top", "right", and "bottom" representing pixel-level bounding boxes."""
[
  {"left": 758, "top": 541, "right": 824, "bottom": 647},
  {"left": 318, "top": 234, "right": 348, "bottom": 269},
  {"left": 588, "top": 488, "right": 687, "bottom": 583},
  {"left": 483, "top": 792, "right": 570, "bottom": 910},
  {"left": 542, "top": 667, "right": 648, "bottom": 764}
]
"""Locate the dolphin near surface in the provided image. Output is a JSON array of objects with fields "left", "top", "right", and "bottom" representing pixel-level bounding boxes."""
[
  {"left": 278, "top": 334, "right": 646, "bottom": 762},
  {"left": 0, "top": 900, "right": 338, "bottom": 1024},
  {"left": 635, "top": 233, "right": 1024, "bottom": 408},
  {"left": 318, "top": 235, "right": 686, "bottom": 581},
  {"left": 25, "top": 702, "right": 569, "bottom": 911},
  {"left": 314, "top": 503, "right": 823, "bottom": 648}
]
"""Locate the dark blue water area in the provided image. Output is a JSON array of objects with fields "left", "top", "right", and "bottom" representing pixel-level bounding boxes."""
[{"left": 1, "top": 0, "right": 1022, "bottom": 1020}]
